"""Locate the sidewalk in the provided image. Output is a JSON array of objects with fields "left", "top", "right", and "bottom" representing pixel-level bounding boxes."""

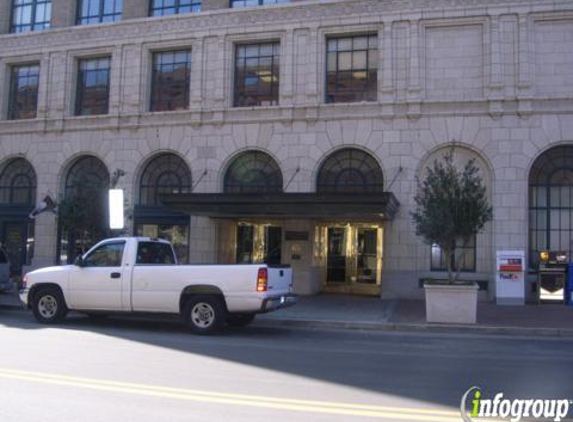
[
  {"left": 2, "top": 287, "right": 572, "bottom": 337},
  {"left": 0, "top": 285, "right": 21, "bottom": 310},
  {"left": 256, "top": 294, "right": 573, "bottom": 338}
]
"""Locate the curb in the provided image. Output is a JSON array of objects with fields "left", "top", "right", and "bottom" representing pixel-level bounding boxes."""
[
  {"left": 3, "top": 301, "right": 572, "bottom": 338},
  {"left": 254, "top": 318, "right": 573, "bottom": 338}
]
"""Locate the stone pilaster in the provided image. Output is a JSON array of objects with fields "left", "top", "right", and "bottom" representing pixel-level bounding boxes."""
[
  {"left": 29, "top": 212, "right": 58, "bottom": 271},
  {"left": 202, "top": 0, "right": 228, "bottom": 11},
  {"left": 51, "top": 0, "right": 76, "bottom": 28},
  {"left": 0, "top": 0, "right": 11, "bottom": 34},
  {"left": 123, "top": 0, "right": 148, "bottom": 20}
]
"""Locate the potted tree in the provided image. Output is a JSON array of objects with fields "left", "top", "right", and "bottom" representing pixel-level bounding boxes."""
[{"left": 412, "top": 150, "right": 493, "bottom": 324}]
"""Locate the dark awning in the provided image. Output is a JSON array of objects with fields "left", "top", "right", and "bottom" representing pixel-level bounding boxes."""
[{"left": 159, "top": 192, "right": 400, "bottom": 220}]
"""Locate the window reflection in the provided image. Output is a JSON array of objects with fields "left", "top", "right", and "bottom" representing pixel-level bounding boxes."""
[
  {"left": 234, "top": 42, "right": 280, "bottom": 107},
  {"left": 75, "top": 57, "right": 111, "bottom": 116},
  {"left": 326, "top": 34, "right": 378, "bottom": 104},
  {"left": 11, "top": 0, "right": 51, "bottom": 33}
]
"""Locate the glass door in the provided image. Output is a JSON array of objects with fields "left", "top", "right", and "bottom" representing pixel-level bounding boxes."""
[
  {"left": 327, "top": 227, "right": 347, "bottom": 283},
  {"left": 320, "top": 224, "right": 383, "bottom": 295},
  {"left": 235, "top": 223, "right": 282, "bottom": 265}
]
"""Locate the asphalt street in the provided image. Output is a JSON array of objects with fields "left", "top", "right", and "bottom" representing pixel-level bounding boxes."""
[{"left": 0, "top": 310, "right": 572, "bottom": 422}]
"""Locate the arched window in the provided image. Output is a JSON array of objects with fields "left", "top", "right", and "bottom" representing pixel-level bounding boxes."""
[
  {"left": 139, "top": 154, "right": 192, "bottom": 206},
  {"left": 317, "top": 148, "right": 384, "bottom": 193},
  {"left": 65, "top": 156, "right": 110, "bottom": 198},
  {"left": 224, "top": 151, "right": 283, "bottom": 193},
  {"left": 529, "top": 146, "right": 573, "bottom": 267},
  {"left": 0, "top": 158, "right": 37, "bottom": 205}
]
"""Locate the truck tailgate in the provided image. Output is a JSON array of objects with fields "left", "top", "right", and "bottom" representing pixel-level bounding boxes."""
[{"left": 267, "top": 266, "right": 293, "bottom": 295}]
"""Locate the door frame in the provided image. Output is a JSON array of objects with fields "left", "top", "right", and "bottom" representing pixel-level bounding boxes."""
[{"left": 316, "top": 222, "right": 384, "bottom": 296}]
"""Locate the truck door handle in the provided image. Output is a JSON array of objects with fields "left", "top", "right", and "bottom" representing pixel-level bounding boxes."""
[{"left": 110, "top": 272, "right": 121, "bottom": 279}]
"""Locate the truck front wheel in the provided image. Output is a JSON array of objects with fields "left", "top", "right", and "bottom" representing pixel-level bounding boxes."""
[
  {"left": 32, "top": 287, "right": 68, "bottom": 324},
  {"left": 183, "top": 295, "right": 226, "bottom": 335}
]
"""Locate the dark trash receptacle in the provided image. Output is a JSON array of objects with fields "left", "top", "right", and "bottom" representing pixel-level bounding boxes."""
[{"left": 566, "top": 264, "right": 573, "bottom": 306}]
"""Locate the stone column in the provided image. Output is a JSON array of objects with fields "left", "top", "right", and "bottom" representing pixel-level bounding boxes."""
[
  {"left": 29, "top": 212, "right": 58, "bottom": 271},
  {"left": 51, "top": 0, "right": 76, "bottom": 28},
  {"left": 0, "top": 0, "right": 11, "bottom": 34},
  {"left": 123, "top": 0, "right": 148, "bottom": 20}
]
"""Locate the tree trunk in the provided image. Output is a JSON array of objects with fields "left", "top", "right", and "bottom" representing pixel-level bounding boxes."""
[{"left": 443, "top": 246, "right": 454, "bottom": 283}]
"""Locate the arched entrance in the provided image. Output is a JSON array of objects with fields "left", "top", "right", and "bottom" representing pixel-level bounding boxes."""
[
  {"left": 0, "top": 158, "right": 36, "bottom": 275},
  {"left": 224, "top": 150, "right": 284, "bottom": 265},
  {"left": 58, "top": 156, "right": 110, "bottom": 264},
  {"left": 529, "top": 145, "right": 573, "bottom": 301},
  {"left": 315, "top": 148, "right": 384, "bottom": 295},
  {"left": 135, "top": 153, "right": 191, "bottom": 263}
]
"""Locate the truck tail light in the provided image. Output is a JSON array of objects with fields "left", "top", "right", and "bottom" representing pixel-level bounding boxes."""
[
  {"left": 257, "top": 268, "right": 268, "bottom": 292},
  {"left": 22, "top": 275, "right": 28, "bottom": 289}
]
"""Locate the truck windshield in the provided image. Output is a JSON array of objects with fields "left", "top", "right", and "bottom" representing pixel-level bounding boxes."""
[{"left": 136, "top": 242, "right": 175, "bottom": 265}]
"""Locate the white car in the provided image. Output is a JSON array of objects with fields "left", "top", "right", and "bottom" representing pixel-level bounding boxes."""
[{"left": 20, "top": 237, "right": 296, "bottom": 334}]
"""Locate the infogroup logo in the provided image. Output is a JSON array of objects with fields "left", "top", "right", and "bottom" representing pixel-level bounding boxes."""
[{"left": 460, "top": 386, "right": 572, "bottom": 422}]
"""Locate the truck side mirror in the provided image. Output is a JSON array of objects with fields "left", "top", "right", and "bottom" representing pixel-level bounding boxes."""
[{"left": 74, "top": 256, "right": 85, "bottom": 267}]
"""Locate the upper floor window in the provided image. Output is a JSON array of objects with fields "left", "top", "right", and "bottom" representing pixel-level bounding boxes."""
[
  {"left": 150, "top": 0, "right": 200, "bottom": 16},
  {"left": 326, "top": 34, "right": 378, "bottom": 104},
  {"left": 77, "top": 0, "right": 122, "bottom": 24},
  {"left": 10, "top": 0, "right": 51, "bottom": 33},
  {"left": 8, "top": 64, "right": 39, "bottom": 120},
  {"left": 150, "top": 50, "right": 191, "bottom": 112},
  {"left": 230, "top": 0, "right": 288, "bottom": 7},
  {"left": 234, "top": 42, "right": 279, "bottom": 107},
  {"left": 75, "top": 57, "right": 111, "bottom": 116}
]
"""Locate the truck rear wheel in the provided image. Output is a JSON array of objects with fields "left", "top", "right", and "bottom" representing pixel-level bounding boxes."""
[
  {"left": 183, "top": 295, "right": 226, "bottom": 335},
  {"left": 32, "top": 287, "right": 68, "bottom": 324},
  {"left": 226, "top": 313, "right": 255, "bottom": 327}
]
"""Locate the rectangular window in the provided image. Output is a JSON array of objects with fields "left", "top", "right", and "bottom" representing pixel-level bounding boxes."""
[
  {"left": 150, "top": 0, "right": 200, "bottom": 16},
  {"left": 77, "top": 0, "right": 122, "bottom": 24},
  {"left": 234, "top": 42, "right": 280, "bottom": 107},
  {"left": 8, "top": 64, "right": 40, "bottom": 120},
  {"left": 150, "top": 50, "right": 191, "bottom": 112},
  {"left": 75, "top": 57, "right": 111, "bottom": 116},
  {"left": 10, "top": 0, "right": 51, "bottom": 33},
  {"left": 431, "top": 236, "right": 476, "bottom": 272},
  {"left": 136, "top": 242, "right": 175, "bottom": 265},
  {"left": 230, "top": 0, "right": 288, "bottom": 8},
  {"left": 326, "top": 34, "right": 378, "bottom": 104}
]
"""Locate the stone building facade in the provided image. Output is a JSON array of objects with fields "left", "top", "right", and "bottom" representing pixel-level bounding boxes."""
[{"left": 1, "top": 0, "right": 572, "bottom": 302}]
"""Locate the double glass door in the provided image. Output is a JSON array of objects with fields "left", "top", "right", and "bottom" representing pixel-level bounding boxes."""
[{"left": 319, "top": 224, "right": 383, "bottom": 295}]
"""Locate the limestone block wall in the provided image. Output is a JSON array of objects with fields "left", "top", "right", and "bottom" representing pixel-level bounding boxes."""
[{"left": 0, "top": 0, "right": 572, "bottom": 299}]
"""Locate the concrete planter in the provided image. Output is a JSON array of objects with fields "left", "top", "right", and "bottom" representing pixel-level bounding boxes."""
[{"left": 424, "top": 281, "right": 479, "bottom": 324}]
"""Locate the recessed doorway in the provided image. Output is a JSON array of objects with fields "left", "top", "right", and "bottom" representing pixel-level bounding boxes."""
[{"left": 316, "top": 223, "right": 383, "bottom": 295}]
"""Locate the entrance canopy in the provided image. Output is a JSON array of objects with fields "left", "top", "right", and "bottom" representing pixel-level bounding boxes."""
[{"left": 159, "top": 192, "right": 400, "bottom": 220}]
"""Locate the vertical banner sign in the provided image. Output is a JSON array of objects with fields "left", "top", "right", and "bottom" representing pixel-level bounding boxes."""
[{"left": 109, "top": 189, "right": 124, "bottom": 230}]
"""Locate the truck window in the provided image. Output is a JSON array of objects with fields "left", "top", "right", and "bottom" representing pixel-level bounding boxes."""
[
  {"left": 136, "top": 242, "right": 175, "bottom": 265},
  {"left": 84, "top": 242, "right": 125, "bottom": 267}
]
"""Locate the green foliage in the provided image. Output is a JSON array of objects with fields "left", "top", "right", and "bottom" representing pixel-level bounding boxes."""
[
  {"left": 412, "top": 150, "right": 493, "bottom": 282},
  {"left": 58, "top": 184, "right": 110, "bottom": 259}
]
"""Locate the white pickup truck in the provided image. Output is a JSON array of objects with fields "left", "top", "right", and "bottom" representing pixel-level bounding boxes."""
[{"left": 20, "top": 237, "right": 296, "bottom": 334}]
